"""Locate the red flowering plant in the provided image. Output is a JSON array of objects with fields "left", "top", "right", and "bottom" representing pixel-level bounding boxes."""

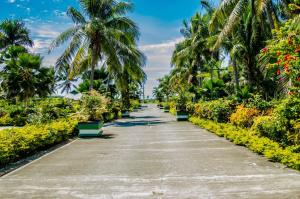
[{"left": 259, "top": 19, "right": 300, "bottom": 96}]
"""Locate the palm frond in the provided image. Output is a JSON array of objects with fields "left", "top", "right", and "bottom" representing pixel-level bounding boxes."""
[
  {"left": 213, "top": 0, "right": 247, "bottom": 50},
  {"left": 67, "top": 7, "right": 86, "bottom": 24},
  {"left": 48, "top": 26, "right": 81, "bottom": 53}
]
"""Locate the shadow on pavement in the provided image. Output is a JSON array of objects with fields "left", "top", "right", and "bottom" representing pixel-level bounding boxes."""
[
  {"left": 133, "top": 116, "right": 161, "bottom": 119},
  {"left": 114, "top": 120, "right": 166, "bottom": 127},
  {"left": 80, "top": 134, "right": 116, "bottom": 140}
]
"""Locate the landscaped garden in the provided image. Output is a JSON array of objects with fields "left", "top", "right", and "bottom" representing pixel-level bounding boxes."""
[
  {"left": 0, "top": 0, "right": 145, "bottom": 167},
  {"left": 153, "top": 0, "right": 300, "bottom": 170}
]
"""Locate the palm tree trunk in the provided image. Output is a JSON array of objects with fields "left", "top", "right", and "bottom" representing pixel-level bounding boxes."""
[
  {"left": 232, "top": 56, "right": 240, "bottom": 93},
  {"left": 266, "top": 2, "right": 275, "bottom": 30},
  {"left": 89, "top": 50, "right": 98, "bottom": 91}
]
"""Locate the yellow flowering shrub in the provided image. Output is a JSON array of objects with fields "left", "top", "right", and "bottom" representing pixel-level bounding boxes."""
[
  {"left": 0, "top": 118, "right": 78, "bottom": 166},
  {"left": 230, "top": 105, "right": 260, "bottom": 128}
]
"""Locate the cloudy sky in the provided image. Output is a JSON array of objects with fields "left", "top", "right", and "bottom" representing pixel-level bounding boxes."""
[{"left": 0, "top": 0, "right": 202, "bottom": 97}]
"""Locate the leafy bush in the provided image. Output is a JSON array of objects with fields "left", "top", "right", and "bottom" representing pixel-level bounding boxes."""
[
  {"left": 0, "top": 118, "right": 78, "bottom": 166},
  {"left": 252, "top": 116, "right": 288, "bottom": 144},
  {"left": 0, "top": 98, "right": 80, "bottom": 126},
  {"left": 247, "top": 94, "right": 273, "bottom": 111},
  {"left": 274, "top": 97, "right": 300, "bottom": 145},
  {"left": 174, "top": 91, "right": 194, "bottom": 111},
  {"left": 192, "top": 99, "right": 235, "bottom": 123},
  {"left": 130, "top": 99, "right": 140, "bottom": 110},
  {"left": 169, "top": 101, "right": 176, "bottom": 115},
  {"left": 230, "top": 105, "right": 260, "bottom": 128},
  {"left": 197, "top": 78, "right": 228, "bottom": 100},
  {"left": 190, "top": 117, "right": 300, "bottom": 170},
  {"left": 80, "top": 90, "right": 108, "bottom": 121}
]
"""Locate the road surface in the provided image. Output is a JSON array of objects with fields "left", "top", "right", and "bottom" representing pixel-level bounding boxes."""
[{"left": 0, "top": 104, "right": 299, "bottom": 198}]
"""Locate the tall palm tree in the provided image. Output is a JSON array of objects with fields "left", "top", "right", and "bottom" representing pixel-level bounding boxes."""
[
  {"left": 115, "top": 46, "right": 146, "bottom": 109},
  {"left": 209, "top": 1, "right": 273, "bottom": 89},
  {"left": 0, "top": 19, "right": 33, "bottom": 50},
  {"left": 49, "top": 0, "right": 140, "bottom": 91},
  {"left": 172, "top": 13, "right": 211, "bottom": 89}
]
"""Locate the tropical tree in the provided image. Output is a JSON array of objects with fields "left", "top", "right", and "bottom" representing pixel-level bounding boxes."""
[
  {"left": 56, "top": 65, "right": 78, "bottom": 94},
  {"left": 172, "top": 12, "right": 211, "bottom": 90},
  {"left": 0, "top": 19, "right": 33, "bottom": 50},
  {"left": 49, "top": 0, "right": 141, "bottom": 91},
  {"left": 0, "top": 46, "right": 55, "bottom": 104},
  {"left": 115, "top": 46, "right": 146, "bottom": 109},
  {"left": 208, "top": 0, "right": 281, "bottom": 89}
]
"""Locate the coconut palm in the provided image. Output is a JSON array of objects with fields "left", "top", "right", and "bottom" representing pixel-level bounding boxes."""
[
  {"left": 115, "top": 46, "right": 146, "bottom": 109},
  {"left": 209, "top": 0, "right": 280, "bottom": 50},
  {"left": 172, "top": 13, "right": 211, "bottom": 89},
  {"left": 56, "top": 65, "right": 78, "bottom": 94},
  {"left": 49, "top": 0, "right": 140, "bottom": 91},
  {"left": 0, "top": 19, "right": 33, "bottom": 50}
]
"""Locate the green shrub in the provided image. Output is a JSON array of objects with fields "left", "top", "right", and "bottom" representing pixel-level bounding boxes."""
[
  {"left": 193, "top": 99, "right": 235, "bottom": 123},
  {"left": 247, "top": 94, "right": 273, "bottom": 111},
  {"left": 0, "top": 118, "right": 78, "bottom": 166},
  {"left": 230, "top": 105, "right": 260, "bottom": 128},
  {"left": 190, "top": 117, "right": 300, "bottom": 170},
  {"left": 169, "top": 101, "right": 176, "bottom": 115},
  {"left": 274, "top": 97, "right": 300, "bottom": 145},
  {"left": 130, "top": 99, "right": 140, "bottom": 110},
  {"left": 252, "top": 116, "right": 288, "bottom": 144}
]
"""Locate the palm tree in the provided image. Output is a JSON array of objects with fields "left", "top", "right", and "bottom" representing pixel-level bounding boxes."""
[
  {"left": 49, "top": 0, "right": 140, "bottom": 91},
  {"left": 209, "top": 1, "right": 274, "bottom": 89},
  {"left": 56, "top": 65, "right": 78, "bottom": 94},
  {"left": 0, "top": 19, "right": 33, "bottom": 50},
  {"left": 172, "top": 13, "right": 211, "bottom": 89},
  {"left": 0, "top": 46, "right": 55, "bottom": 104},
  {"left": 115, "top": 46, "right": 146, "bottom": 110}
]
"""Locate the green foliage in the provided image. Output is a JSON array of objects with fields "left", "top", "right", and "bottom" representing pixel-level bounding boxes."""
[
  {"left": 274, "top": 97, "right": 300, "bottom": 145},
  {"left": 252, "top": 116, "right": 288, "bottom": 144},
  {"left": 230, "top": 105, "right": 260, "bottom": 128},
  {"left": 192, "top": 99, "right": 235, "bottom": 123},
  {"left": 197, "top": 78, "right": 227, "bottom": 100},
  {"left": 246, "top": 94, "right": 273, "bottom": 111},
  {"left": 259, "top": 19, "right": 300, "bottom": 97},
  {"left": 0, "top": 98, "right": 79, "bottom": 126},
  {"left": 0, "top": 46, "right": 55, "bottom": 102},
  {"left": 0, "top": 118, "right": 78, "bottom": 166},
  {"left": 190, "top": 117, "right": 300, "bottom": 171},
  {"left": 130, "top": 99, "right": 140, "bottom": 110},
  {"left": 80, "top": 90, "right": 108, "bottom": 121},
  {"left": 174, "top": 91, "right": 194, "bottom": 111}
]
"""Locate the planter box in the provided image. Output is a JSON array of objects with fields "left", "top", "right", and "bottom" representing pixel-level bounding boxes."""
[
  {"left": 121, "top": 110, "right": 130, "bottom": 118},
  {"left": 176, "top": 111, "right": 189, "bottom": 121},
  {"left": 78, "top": 121, "right": 103, "bottom": 137},
  {"left": 164, "top": 107, "right": 170, "bottom": 113}
]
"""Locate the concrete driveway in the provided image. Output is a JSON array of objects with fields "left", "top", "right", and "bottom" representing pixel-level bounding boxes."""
[{"left": 0, "top": 104, "right": 299, "bottom": 198}]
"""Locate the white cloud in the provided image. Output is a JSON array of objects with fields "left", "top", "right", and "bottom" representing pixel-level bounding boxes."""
[
  {"left": 140, "top": 37, "right": 183, "bottom": 97},
  {"left": 8, "top": 0, "right": 16, "bottom": 3},
  {"left": 140, "top": 38, "right": 183, "bottom": 52}
]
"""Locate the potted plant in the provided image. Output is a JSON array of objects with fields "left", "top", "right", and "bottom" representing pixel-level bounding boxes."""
[
  {"left": 121, "top": 102, "right": 130, "bottom": 118},
  {"left": 75, "top": 90, "right": 108, "bottom": 137},
  {"left": 163, "top": 102, "right": 170, "bottom": 113},
  {"left": 175, "top": 91, "right": 193, "bottom": 121}
]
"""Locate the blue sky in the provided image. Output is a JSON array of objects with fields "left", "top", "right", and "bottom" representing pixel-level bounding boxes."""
[{"left": 0, "top": 0, "right": 202, "bottom": 97}]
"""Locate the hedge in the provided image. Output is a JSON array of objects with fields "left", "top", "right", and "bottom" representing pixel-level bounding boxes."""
[
  {"left": 0, "top": 118, "right": 78, "bottom": 166},
  {"left": 190, "top": 117, "right": 300, "bottom": 171}
]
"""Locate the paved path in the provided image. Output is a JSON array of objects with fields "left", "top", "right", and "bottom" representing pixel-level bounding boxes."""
[{"left": 0, "top": 104, "right": 299, "bottom": 199}]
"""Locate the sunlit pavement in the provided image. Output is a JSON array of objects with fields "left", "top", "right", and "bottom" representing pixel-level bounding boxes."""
[{"left": 0, "top": 104, "right": 299, "bottom": 198}]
